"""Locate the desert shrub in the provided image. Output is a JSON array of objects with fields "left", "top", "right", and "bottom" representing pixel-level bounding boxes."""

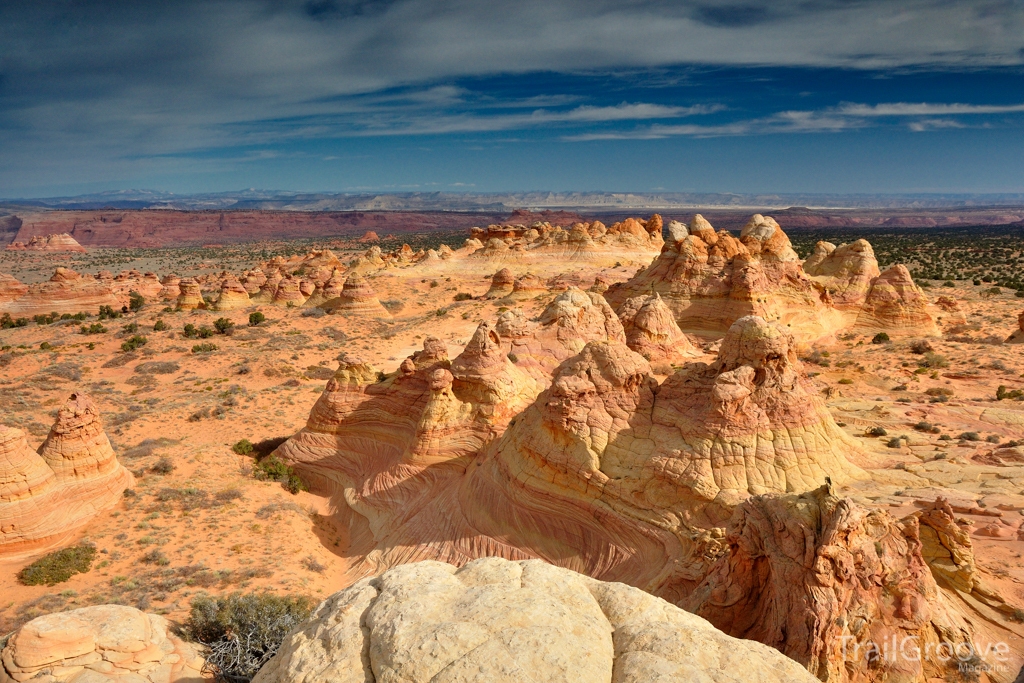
[
  {"left": 39, "top": 341, "right": 53, "bottom": 351},
  {"left": 301, "top": 556, "right": 326, "bottom": 574},
  {"left": 197, "top": 326, "right": 216, "bottom": 338},
  {"left": 121, "top": 335, "right": 148, "bottom": 352},
  {"left": 232, "top": 439, "right": 254, "bottom": 456},
  {"left": 887, "top": 437, "right": 905, "bottom": 448},
  {"left": 453, "top": 292, "right": 473, "bottom": 301},
  {"left": 942, "top": 281, "right": 955, "bottom": 287},
  {"left": 919, "top": 352, "right": 949, "bottom": 369},
  {"left": 254, "top": 456, "right": 307, "bottom": 494},
  {"left": 958, "top": 431, "right": 981, "bottom": 441},
  {"left": 972, "top": 279, "right": 982, "bottom": 286},
  {"left": 801, "top": 350, "right": 831, "bottom": 367},
  {"left": 837, "top": 378, "right": 853, "bottom": 385},
  {"left": 19, "top": 544, "right": 96, "bottom": 586},
  {"left": 141, "top": 549, "right": 170, "bottom": 566},
  {"left": 925, "top": 387, "right": 954, "bottom": 397},
  {"left": 435, "top": 307, "right": 448, "bottom": 317},
  {"left": 214, "top": 318, "right": 235, "bottom": 334},
  {"left": 151, "top": 456, "right": 175, "bottom": 474},
  {"left": 300, "top": 307, "right": 325, "bottom": 318},
  {"left": 185, "top": 592, "right": 314, "bottom": 682},
  {"left": 866, "top": 427, "right": 888, "bottom": 437},
  {"left": 128, "top": 291, "right": 145, "bottom": 312},
  {"left": 980, "top": 286, "right": 1002, "bottom": 298},
  {"left": 135, "top": 361, "right": 180, "bottom": 375},
  {"left": 429, "top": 280, "right": 439, "bottom": 288},
  {"left": 153, "top": 319, "right": 168, "bottom": 331},
  {"left": 914, "top": 421, "right": 940, "bottom": 434},
  {"left": 986, "top": 434, "right": 1002, "bottom": 443},
  {"left": 908, "top": 340, "right": 933, "bottom": 354},
  {"left": 98, "top": 305, "right": 122, "bottom": 320},
  {"left": 1, "top": 313, "right": 29, "bottom": 328},
  {"left": 192, "top": 342, "right": 218, "bottom": 354},
  {"left": 997, "top": 385, "right": 1024, "bottom": 400},
  {"left": 248, "top": 311, "right": 265, "bottom": 327},
  {"left": 81, "top": 323, "right": 107, "bottom": 335},
  {"left": 122, "top": 322, "right": 139, "bottom": 334},
  {"left": 381, "top": 299, "right": 404, "bottom": 312},
  {"left": 871, "top": 332, "right": 890, "bottom": 344}
]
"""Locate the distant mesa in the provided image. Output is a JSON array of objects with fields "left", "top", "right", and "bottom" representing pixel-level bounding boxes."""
[
  {"left": 5, "top": 233, "right": 86, "bottom": 253},
  {"left": 0, "top": 393, "right": 133, "bottom": 556},
  {"left": 358, "top": 230, "right": 380, "bottom": 242}
]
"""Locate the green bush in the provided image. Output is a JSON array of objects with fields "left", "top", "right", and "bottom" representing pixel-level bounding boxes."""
[
  {"left": 198, "top": 327, "right": 216, "bottom": 339},
  {"left": 128, "top": 291, "right": 145, "bottom": 312},
  {"left": 920, "top": 352, "right": 949, "bottom": 369},
  {"left": 866, "top": 426, "right": 888, "bottom": 437},
  {"left": 122, "top": 322, "right": 139, "bottom": 333},
  {"left": 997, "top": 385, "right": 1024, "bottom": 400},
  {"left": 183, "top": 323, "right": 199, "bottom": 338},
  {"left": 214, "top": 317, "right": 234, "bottom": 334},
  {"left": 81, "top": 323, "right": 107, "bottom": 335},
  {"left": 192, "top": 342, "right": 218, "bottom": 354},
  {"left": 254, "top": 456, "right": 307, "bottom": 494},
  {"left": 1, "top": 313, "right": 29, "bottom": 329},
  {"left": 98, "top": 305, "right": 122, "bottom": 320},
  {"left": 153, "top": 319, "right": 168, "bottom": 331},
  {"left": 19, "top": 544, "right": 96, "bottom": 585},
  {"left": 871, "top": 332, "right": 890, "bottom": 344},
  {"left": 248, "top": 311, "right": 265, "bottom": 327},
  {"left": 232, "top": 439, "right": 254, "bottom": 455},
  {"left": 453, "top": 292, "right": 473, "bottom": 301},
  {"left": 185, "top": 592, "right": 314, "bottom": 682},
  {"left": 121, "top": 335, "right": 148, "bottom": 352}
]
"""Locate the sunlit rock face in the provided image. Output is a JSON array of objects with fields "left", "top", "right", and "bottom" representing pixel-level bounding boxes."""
[{"left": 0, "top": 393, "right": 133, "bottom": 556}]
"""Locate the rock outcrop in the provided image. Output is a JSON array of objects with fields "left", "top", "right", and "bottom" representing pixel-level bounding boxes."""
[
  {"left": 174, "top": 278, "right": 205, "bottom": 311},
  {"left": 0, "top": 269, "right": 124, "bottom": 318},
  {"left": 158, "top": 275, "right": 181, "bottom": 301},
  {"left": 0, "top": 393, "right": 133, "bottom": 555},
  {"left": 685, "top": 484, "right": 976, "bottom": 683},
  {"left": 854, "top": 265, "right": 938, "bottom": 337},
  {"left": 0, "top": 605, "right": 204, "bottom": 682},
  {"left": 212, "top": 276, "right": 251, "bottom": 311},
  {"left": 617, "top": 293, "right": 698, "bottom": 367},
  {"left": 606, "top": 214, "right": 844, "bottom": 342},
  {"left": 465, "top": 215, "right": 665, "bottom": 263},
  {"left": 270, "top": 275, "right": 306, "bottom": 307},
  {"left": 321, "top": 273, "right": 391, "bottom": 317},
  {"left": 1006, "top": 310, "right": 1024, "bottom": 343},
  {"left": 5, "top": 233, "right": 86, "bottom": 253},
  {"left": 803, "top": 239, "right": 880, "bottom": 311},
  {"left": 252, "top": 558, "right": 816, "bottom": 683},
  {"left": 484, "top": 268, "right": 515, "bottom": 298},
  {"left": 0, "top": 274, "right": 28, "bottom": 305}
]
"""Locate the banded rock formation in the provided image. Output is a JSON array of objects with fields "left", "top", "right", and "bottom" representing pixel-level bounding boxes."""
[
  {"left": 5, "top": 233, "right": 86, "bottom": 253},
  {"left": 617, "top": 293, "right": 699, "bottom": 367},
  {"left": 467, "top": 215, "right": 665, "bottom": 263},
  {"left": 0, "top": 269, "right": 123, "bottom": 317},
  {"left": 321, "top": 273, "right": 391, "bottom": 317},
  {"left": 174, "top": 278, "right": 205, "bottom": 311},
  {"left": 803, "top": 239, "right": 880, "bottom": 311},
  {"left": 0, "top": 605, "right": 204, "bottom": 683},
  {"left": 0, "top": 393, "right": 133, "bottom": 555},
  {"left": 484, "top": 268, "right": 515, "bottom": 298},
  {"left": 606, "top": 214, "right": 844, "bottom": 342},
  {"left": 854, "top": 265, "right": 938, "bottom": 337},
  {"left": 685, "top": 484, "right": 977, "bottom": 683},
  {"left": 158, "top": 275, "right": 180, "bottom": 301},
  {"left": 212, "top": 276, "right": 251, "bottom": 311},
  {"left": 252, "top": 558, "right": 816, "bottom": 683}
]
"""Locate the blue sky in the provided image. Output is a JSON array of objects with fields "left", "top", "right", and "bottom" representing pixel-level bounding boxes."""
[{"left": 2, "top": 1, "right": 1023, "bottom": 197}]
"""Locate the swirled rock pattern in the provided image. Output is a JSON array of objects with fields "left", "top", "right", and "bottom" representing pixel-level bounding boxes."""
[
  {"left": 803, "top": 239, "right": 880, "bottom": 311},
  {"left": 174, "top": 278, "right": 205, "bottom": 311},
  {"left": 0, "top": 605, "right": 204, "bottom": 683},
  {"left": 212, "top": 276, "right": 251, "bottom": 310},
  {"left": 0, "top": 393, "right": 133, "bottom": 555},
  {"left": 854, "top": 265, "right": 938, "bottom": 336},
  {"left": 252, "top": 557, "right": 816, "bottom": 683},
  {"left": 0, "top": 269, "right": 122, "bottom": 317},
  {"left": 321, "top": 273, "right": 391, "bottom": 317},
  {"left": 5, "top": 233, "right": 86, "bottom": 253},
  {"left": 617, "top": 293, "right": 698, "bottom": 366}
]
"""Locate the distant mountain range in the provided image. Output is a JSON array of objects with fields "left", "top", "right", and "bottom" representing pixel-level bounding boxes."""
[{"left": 6, "top": 189, "right": 1024, "bottom": 212}]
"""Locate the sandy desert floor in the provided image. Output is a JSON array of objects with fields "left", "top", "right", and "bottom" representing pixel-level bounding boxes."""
[{"left": 2, "top": 234, "right": 1024, "bottom": 656}]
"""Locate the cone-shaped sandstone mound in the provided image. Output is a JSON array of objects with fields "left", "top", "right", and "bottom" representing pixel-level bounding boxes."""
[
  {"left": 0, "top": 273, "right": 28, "bottom": 304},
  {"left": 605, "top": 214, "right": 844, "bottom": 341},
  {"left": 271, "top": 275, "right": 307, "bottom": 306},
  {"left": 212, "top": 276, "right": 251, "bottom": 311},
  {"left": 1, "top": 393, "right": 132, "bottom": 555},
  {"left": 854, "top": 264, "right": 938, "bottom": 336},
  {"left": 321, "top": 273, "right": 391, "bottom": 317},
  {"left": 1, "top": 605, "right": 205, "bottom": 682},
  {"left": 485, "top": 267, "right": 515, "bottom": 298},
  {"left": 5, "top": 233, "right": 86, "bottom": 253},
  {"left": 302, "top": 269, "right": 346, "bottom": 308},
  {"left": 617, "top": 292, "right": 698, "bottom": 365},
  {"left": 803, "top": 239, "right": 881, "bottom": 310},
  {"left": 0, "top": 268, "right": 122, "bottom": 317},
  {"left": 1008, "top": 310, "right": 1024, "bottom": 343},
  {"left": 252, "top": 558, "right": 816, "bottom": 683},
  {"left": 158, "top": 274, "right": 180, "bottom": 300},
  {"left": 174, "top": 277, "right": 205, "bottom": 310},
  {"left": 685, "top": 485, "right": 978, "bottom": 683}
]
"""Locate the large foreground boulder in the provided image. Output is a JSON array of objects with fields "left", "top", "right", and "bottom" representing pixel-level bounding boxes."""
[
  {"left": 0, "top": 605, "right": 203, "bottom": 683},
  {"left": 252, "top": 557, "right": 816, "bottom": 683}
]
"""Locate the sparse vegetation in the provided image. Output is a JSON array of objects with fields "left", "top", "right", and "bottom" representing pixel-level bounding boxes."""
[
  {"left": 192, "top": 342, "right": 218, "bottom": 353},
  {"left": 214, "top": 317, "right": 235, "bottom": 334},
  {"left": 254, "top": 455, "right": 307, "bottom": 494},
  {"left": 128, "top": 291, "right": 145, "bottom": 312},
  {"left": 185, "top": 592, "right": 314, "bottom": 683},
  {"left": 248, "top": 311, "right": 265, "bottom": 326},
  {"left": 18, "top": 544, "right": 97, "bottom": 586},
  {"left": 153, "top": 319, "right": 168, "bottom": 331},
  {"left": 232, "top": 439, "right": 255, "bottom": 455},
  {"left": 81, "top": 322, "right": 107, "bottom": 334},
  {"left": 120, "top": 334, "right": 148, "bottom": 352},
  {"left": 871, "top": 332, "right": 890, "bottom": 344}
]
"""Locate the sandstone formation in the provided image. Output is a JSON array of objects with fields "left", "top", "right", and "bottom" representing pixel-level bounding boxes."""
[
  {"left": 685, "top": 484, "right": 976, "bottom": 683},
  {"left": 358, "top": 230, "right": 379, "bottom": 242},
  {"left": 803, "top": 239, "right": 880, "bottom": 311},
  {"left": 174, "top": 278, "right": 205, "bottom": 311},
  {"left": 0, "top": 605, "right": 204, "bottom": 682},
  {"left": 0, "top": 393, "right": 133, "bottom": 555},
  {"left": 0, "top": 269, "right": 123, "bottom": 318},
  {"left": 503, "top": 273, "right": 546, "bottom": 300},
  {"left": 466, "top": 215, "right": 664, "bottom": 263},
  {"left": 1006, "top": 310, "right": 1024, "bottom": 343},
  {"left": 158, "top": 275, "right": 181, "bottom": 301},
  {"left": 253, "top": 558, "right": 816, "bottom": 683},
  {"left": 321, "top": 273, "right": 391, "bottom": 317},
  {"left": 5, "top": 233, "right": 86, "bottom": 253},
  {"left": 0, "top": 274, "right": 28, "bottom": 305},
  {"left": 270, "top": 275, "right": 307, "bottom": 307},
  {"left": 617, "top": 293, "right": 699, "bottom": 366},
  {"left": 212, "top": 276, "right": 251, "bottom": 311},
  {"left": 484, "top": 268, "right": 515, "bottom": 298},
  {"left": 854, "top": 265, "right": 939, "bottom": 337},
  {"left": 606, "top": 214, "right": 844, "bottom": 341}
]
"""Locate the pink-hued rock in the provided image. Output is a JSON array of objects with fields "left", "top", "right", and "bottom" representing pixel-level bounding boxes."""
[
  {"left": 321, "top": 273, "right": 391, "bottom": 317},
  {"left": 212, "top": 276, "right": 251, "bottom": 311},
  {"left": 0, "top": 393, "right": 133, "bottom": 555},
  {"left": 271, "top": 275, "right": 307, "bottom": 306},
  {"left": 617, "top": 293, "right": 699, "bottom": 366},
  {"left": 0, "top": 269, "right": 122, "bottom": 317},
  {"left": 5, "top": 233, "right": 86, "bottom": 253},
  {"left": 174, "top": 277, "right": 205, "bottom": 310},
  {"left": 158, "top": 274, "right": 181, "bottom": 300},
  {"left": 485, "top": 268, "right": 515, "bottom": 298}
]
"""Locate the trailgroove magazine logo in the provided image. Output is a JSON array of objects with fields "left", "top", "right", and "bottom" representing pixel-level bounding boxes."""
[{"left": 840, "top": 636, "right": 1011, "bottom": 674}]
